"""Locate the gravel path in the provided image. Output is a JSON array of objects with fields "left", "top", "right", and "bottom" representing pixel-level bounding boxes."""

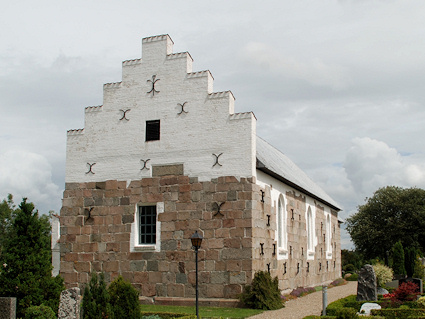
[{"left": 248, "top": 281, "right": 358, "bottom": 319}]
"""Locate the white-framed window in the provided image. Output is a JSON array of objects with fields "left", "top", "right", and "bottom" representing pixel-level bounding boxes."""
[
  {"left": 307, "top": 206, "right": 315, "bottom": 258},
  {"left": 326, "top": 214, "right": 332, "bottom": 259},
  {"left": 130, "top": 202, "right": 163, "bottom": 252},
  {"left": 277, "top": 195, "right": 287, "bottom": 257}
]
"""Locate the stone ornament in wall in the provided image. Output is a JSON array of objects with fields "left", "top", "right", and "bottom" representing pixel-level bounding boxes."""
[
  {"left": 213, "top": 202, "right": 225, "bottom": 217},
  {"left": 147, "top": 75, "right": 160, "bottom": 96},
  {"left": 212, "top": 153, "right": 223, "bottom": 167},
  {"left": 85, "top": 207, "right": 93, "bottom": 221},
  {"left": 141, "top": 159, "right": 150, "bottom": 171},
  {"left": 119, "top": 109, "right": 131, "bottom": 121},
  {"left": 177, "top": 102, "right": 188, "bottom": 115},
  {"left": 86, "top": 163, "right": 96, "bottom": 174}
]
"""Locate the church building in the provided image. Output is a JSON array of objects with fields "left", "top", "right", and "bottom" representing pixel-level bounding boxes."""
[{"left": 59, "top": 34, "right": 342, "bottom": 304}]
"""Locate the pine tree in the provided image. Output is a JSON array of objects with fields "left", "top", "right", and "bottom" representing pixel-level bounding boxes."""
[
  {"left": 391, "top": 241, "right": 407, "bottom": 277},
  {"left": 82, "top": 273, "right": 114, "bottom": 319},
  {"left": 405, "top": 247, "right": 417, "bottom": 278},
  {"left": 0, "top": 198, "right": 64, "bottom": 317},
  {"left": 108, "top": 276, "right": 141, "bottom": 319}
]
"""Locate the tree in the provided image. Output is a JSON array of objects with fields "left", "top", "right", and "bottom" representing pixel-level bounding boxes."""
[
  {"left": 82, "top": 273, "right": 114, "bottom": 319},
  {"left": 391, "top": 241, "right": 406, "bottom": 276},
  {"left": 405, "top": 246, "right": 417, "bottom": 278},
  {"left": 108, "top": 276, "right": 141, "bottom": 319},
  {"left": 0, "top": 194, "right": 16, "bottom": 254},
  {"left": 346, "top": 186, "right": 425, "bottom": 261},
  {"left": 0, "top": 197, "right": 64, "bottom": 317}
]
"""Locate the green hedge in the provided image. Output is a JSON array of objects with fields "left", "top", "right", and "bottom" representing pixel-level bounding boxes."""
[
  {"left": 326, "top": 295, "right": 366, "bottom": 315},
  {"left": 141, "top": 312, "right": 197, "bottom": 319},
  {"left": 370, "top": 308, "right": 425, "bottom": 319}
]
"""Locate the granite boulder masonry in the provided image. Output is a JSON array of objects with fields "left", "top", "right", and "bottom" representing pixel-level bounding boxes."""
[{"left": 56, "top": 34, "right": 342, "bottom": 304}]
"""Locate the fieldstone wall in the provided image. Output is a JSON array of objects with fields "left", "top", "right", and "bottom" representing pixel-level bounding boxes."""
[
  {"left": 251, "top": 186, "right": 341, "bottom": 292},
  {"left": 60, "top": 166, "right": 257, "bottom": 299}
]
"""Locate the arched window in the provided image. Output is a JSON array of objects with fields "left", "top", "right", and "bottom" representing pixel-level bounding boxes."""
[
  {"left": 307, "top": 207, "right": 314, "bottom": 253},
  {"left": 277, "top": 196, "right": 287, "bottom": 252}
]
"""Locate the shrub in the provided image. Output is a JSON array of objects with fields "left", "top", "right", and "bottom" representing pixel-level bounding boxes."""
[
  {"left": 391, "top": 281, "right": 420, "bottom": 302},
  {"left": 108, "top": 275, "right": 141, "bottom": 319},
  {"left": 373, "top": 263, "right": 394, "bottom": 287},
  {"left": 371, "top": 308, "right": 425, "bottom": 319},
  {"left": 24, "top": 304, "right": 56, "bottom": 319},
  {"left": 289, "top": 286, "right": 315, "bottom": 298},
  {"left": 346, "top": 273, "right": 358, "bottom": 281},
  {"left": 414, "top": 256, "right": 425, "bottom": 280},
  {"left": 343, "top": 264, "right": 356, "bottom": 272},
  {"left": 330, "top": 278, "right": 346, "bottom": 287},
  {"left": 391, "top": 241, "right": 406, "bottom": 276},
  {"left": 82, "top": 273, "right": 113, "bottom": 319},
  {"left": 418, "top": 296, "right": 425, "bottom": 309},
  {"left": 335, "top": 307, "right": 359, "bottom": 319},
  {"left": 239, "top": 271, "right": 283, "bottom": 310},
  {"left": 405, "top": 247, "right": 417, "bottom": 278}
]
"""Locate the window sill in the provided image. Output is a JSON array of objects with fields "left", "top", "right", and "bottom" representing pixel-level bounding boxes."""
[{"left": 133, "top": 245, "right": 156, "bottom": 252}]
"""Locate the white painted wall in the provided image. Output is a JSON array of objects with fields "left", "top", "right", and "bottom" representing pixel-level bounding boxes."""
[{"left": 66, "top": 35, "right": 256, "bottom": 183}]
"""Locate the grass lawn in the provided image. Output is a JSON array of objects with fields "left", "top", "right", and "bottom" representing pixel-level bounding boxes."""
[{"left": 140, "top": 304, "right": 264, "bottom": 318}]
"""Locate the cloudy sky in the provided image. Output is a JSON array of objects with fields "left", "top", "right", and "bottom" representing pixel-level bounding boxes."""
[{"left": 1, "top": 0, "right": 425, "bottom": 249}]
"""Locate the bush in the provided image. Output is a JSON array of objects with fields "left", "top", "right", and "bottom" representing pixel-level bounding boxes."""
[
  {"left": 414, "top": 256, "right": 425, "bottom": 280},
  {"left": 239, "top": 271, "right": 283, "bottom": 310},
  {"left": 289, "top": 286, "right": 315, "bottom": 298},
  {"left": 371, "top": 308, "right": 425, "bottom": 319},
  {"left": 373, "top": 263, "right": 394, "bottom": 287},
  {"left": 391, "top": 241, "right": 406, "bottom": 276},
  {"left": 326, "top": 295, "right": 365, "bottom": 316},
  {"left": 335, "top": 307, "right": 359, "bottom": 319},
  {"left": 330, "top": 278, "right": 346, "bottom": 287},
  {"left": 108, "top": 275, "right": 141, "bottom": 319},
  {"left": 82, "top": 273, "right": 113, "bottom": 319},
  {"left": 418, "top": 296, "right": 425, "bottom": 309},
  {"left": 24, "top": 305, "right": 56, "bottom": 319},
  {"left": 343, "top": 264, "right": 356, "bottom": 272},
  {"left": 346, "top": 273, "right": 358, "bottom": 281},
  {"left": 141, "top": 313, "right": 196, "bottom": 319},
  {"left": 405, "top": 247, "right": 417, "bottom": 278},
  {"left": 391, "top": 281, "right": 420, "bottom": 302}
]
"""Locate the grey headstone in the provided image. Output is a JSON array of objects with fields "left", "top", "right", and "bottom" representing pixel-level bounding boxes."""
[
  {"left": 359, "top": 303, "right": 381, "bottom": 316},
  {"left": 58, "top": 288, "right": 81, "bottom": 319},
  {"left": 0, "top": 297, "right": 16, "bottom": 319},
  {"left": 357, "top": 264, "right": 378, "bottom": 301},
  {"left": 377, "top": 287, "right": 389, "bottom": 295}
]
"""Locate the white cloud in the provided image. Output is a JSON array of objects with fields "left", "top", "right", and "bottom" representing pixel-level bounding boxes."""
[
  {"left": 242, "top": 42, "right": 350, "bottom": 90},
  {"left": 0, "top": 150, "right": 62, "bottom": 214},
  {"left": 344, "top": 137, "right": 425, "bottom": 196}
]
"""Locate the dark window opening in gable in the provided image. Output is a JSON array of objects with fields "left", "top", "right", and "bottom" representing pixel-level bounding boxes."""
[
  {"left": 139, "top": 205, "right": 157, "bottom": 245},
  {"left": 146, "top": 120, "right": 160, "bottom": 141}
]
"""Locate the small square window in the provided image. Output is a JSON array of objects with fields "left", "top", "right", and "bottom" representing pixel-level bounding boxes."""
[
  {"left": 139, "top": 205, "right": 157, "bottom": 245},
  {"left": 146, "top": 120, "right": 160, "bottom": 141}
]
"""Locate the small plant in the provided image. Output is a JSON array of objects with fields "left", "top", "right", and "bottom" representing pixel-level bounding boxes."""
[
  {"left": 346, "top": 273, "right": 358, "bottom": 281},
  {"left": 24, "top": 305, "right": 56, "bottom": 319},
  {"left": 391, "top": 281, "right": 420, "bottom": 302},
  {"left": 373, "top": 263, "right": 394, "bottom": 287},
  {"left": 418, "top": 296, "right": 425, "bottom": 309},
  {"left": 108, "top": 275, "right": 141, "bottom": 319},
  {"left": 289, "top": 286, "right": 315, "bottom": 298},
  {"left": 330, "top": 278, "right": 346, "bottom": 287},
  {"left": 82, "top": 273, "right": 113, "bottom": 319},
  {"left": 239, "top": 271, "right": 283, "bottom": 310}
]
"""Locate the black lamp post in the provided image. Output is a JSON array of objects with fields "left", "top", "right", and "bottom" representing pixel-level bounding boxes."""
[{"left": 191, "top": 231, "right": 203, "bottom": 319}]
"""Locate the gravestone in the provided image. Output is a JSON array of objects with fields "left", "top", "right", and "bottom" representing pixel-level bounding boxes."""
[
  {"left": 377, "top": 287, "right": 389, "bottom": 295},
  {"left": 0, "top": 297, "right": 16, "bottom": 319},
  {"left": 58, "top": 287, "right": 80, "bottom": 319},
  {"left": 359, "top": 303, "right": 381, "bottom": 316},
  {"left": 357, "top": 264, "right": 377, "bottom": 301},
  {"left": 399, "top": 277, "right": 423, "bottom": 294}
]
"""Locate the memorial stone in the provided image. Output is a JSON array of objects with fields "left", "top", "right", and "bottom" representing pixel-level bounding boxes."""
[
  {"left": 357, "top": 264, "right": 378, "bottom": 301},
  {"left": 58, "top": 288, "right": 80, "bottom": 319},
  {"left": 0, "top": 297, "right": 16, "bottom": 319},
  {"left": 399, "top": 277, "right": 423, "bottom": 294},
  {"left": 359, "top": 303, "right": 381, "bottom": 316}
]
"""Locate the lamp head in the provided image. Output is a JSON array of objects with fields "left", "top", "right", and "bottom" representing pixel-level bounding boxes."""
[{"left": 191, "top": 231, "right": 203, "bottom": 249}]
